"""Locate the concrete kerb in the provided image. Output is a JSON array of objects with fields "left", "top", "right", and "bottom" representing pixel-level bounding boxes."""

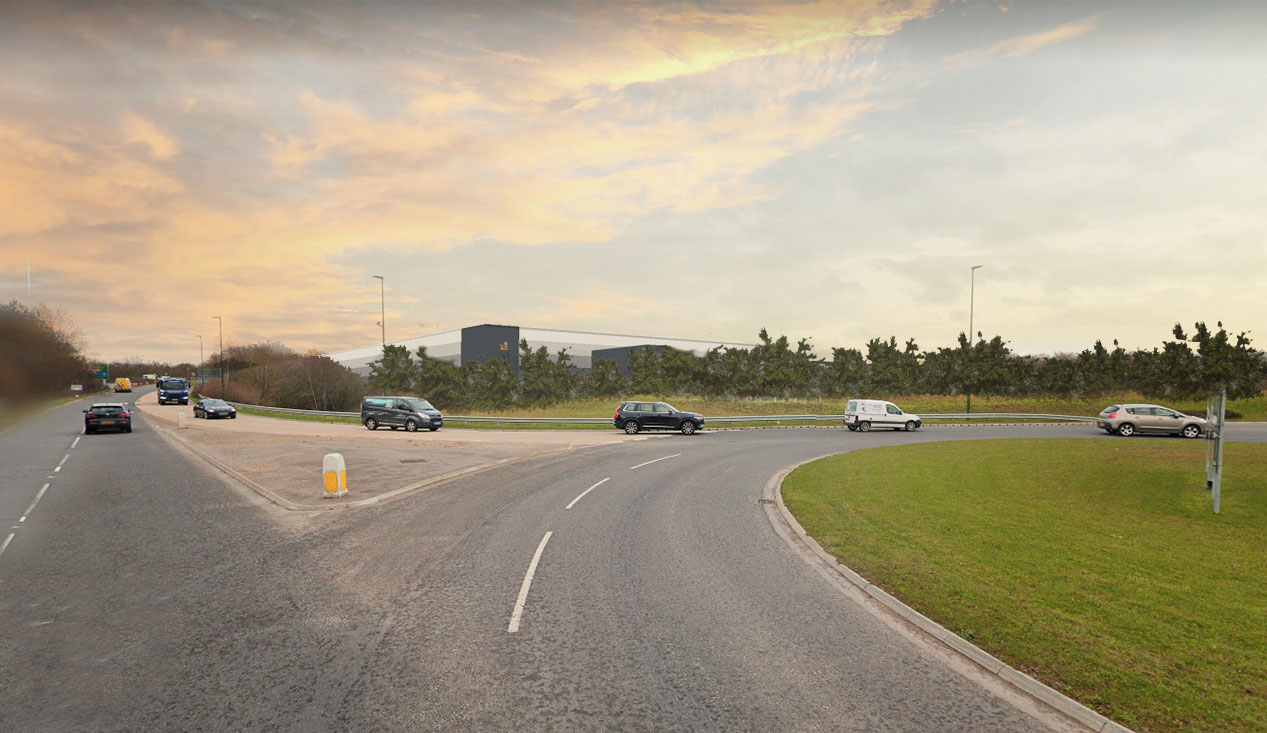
[{"left": 762, "top": 455, "right": 1131, "bottom": 733}]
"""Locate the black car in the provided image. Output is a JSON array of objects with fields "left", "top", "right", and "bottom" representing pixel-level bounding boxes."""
[
  {"left": 361, "top": 396, "right": 443, "bottom": 432},
  {"left": 193, "top": 398, "right": 237, "bottom": 419},
  {"left": 84, "top": 403, "right": 132, "bottom": 434},
  {"left": 613, "top": 401, "right": 704, "bottom": 435}
]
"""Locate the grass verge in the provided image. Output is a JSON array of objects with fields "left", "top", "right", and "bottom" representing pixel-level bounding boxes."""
[
  {"left": 0, "top": 393, "right": 90, "bottom": 434},
  {"left": 782, "top": 438, "right": 1266, "bottom": 732}
]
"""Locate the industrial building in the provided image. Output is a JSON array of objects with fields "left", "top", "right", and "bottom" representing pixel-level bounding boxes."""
[{"left": 325, "top": 324, "right": 755, "bottom": 376}]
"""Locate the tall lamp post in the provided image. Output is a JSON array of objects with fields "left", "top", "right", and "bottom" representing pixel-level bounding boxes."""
[
  {"left": 372, "top": 275, "right": 385, "bottom": 348},
  {"left": 198, "top": 335, "right": 203, "bottom": 383},
  {"left": 967, "top": 265, "right": 983, "bottom": 414},
  {"left": 213, "top": 316, "right": 224, "bottom": 398}
]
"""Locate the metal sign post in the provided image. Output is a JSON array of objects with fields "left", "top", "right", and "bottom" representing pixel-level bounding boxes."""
[{"left": 1204, "top": 386, "right": 1226, "bottom": 514}]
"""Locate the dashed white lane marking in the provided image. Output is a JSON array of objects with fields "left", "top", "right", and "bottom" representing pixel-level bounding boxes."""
[
  {"left": 629, "top": 453, "right": 681, "bottom": 470},
  {"left": 565, "top": 478, "right": 610, "bottom": 510},
  {"left": 19, "top": 483, "right": 51, "bottom": 523},
  {"left": 54, "top": 454, "right": 69, "bottom": 472},
  {"left": 70, "top": 436, "right": 80, "bottom": 449},
  {"left": 508, "top": 531, "right": 554, "bottom": 634},
  {"left": 0, "top": 533, "right": 15, "bottom": 558}
]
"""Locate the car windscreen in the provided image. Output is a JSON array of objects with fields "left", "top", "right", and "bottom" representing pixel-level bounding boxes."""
[
  {"left": 1101, "top": 405, "right": 1120, "bottom": 414},
  {"left": 402, "top": 398, "right": 434, "bottom": 411},
  {"left": 161, "top": 380, "right": 188, "bottom": 390},
  {"left": 204, "top": 400, "right": 228, "bottom": 407}
]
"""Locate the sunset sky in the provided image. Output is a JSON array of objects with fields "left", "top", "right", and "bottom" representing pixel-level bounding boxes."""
[{"left": 1, "top": 1, "right": 1264, "bottom": 364}]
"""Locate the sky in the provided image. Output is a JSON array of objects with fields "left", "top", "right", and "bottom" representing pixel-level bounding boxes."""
[{"left": 1, "top": 0, "right": 1264, "bottom": 364}]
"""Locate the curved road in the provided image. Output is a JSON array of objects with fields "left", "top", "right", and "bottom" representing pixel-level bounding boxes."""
[{"left": 2, "top": 395, "right": 1263, "bottom": 731}]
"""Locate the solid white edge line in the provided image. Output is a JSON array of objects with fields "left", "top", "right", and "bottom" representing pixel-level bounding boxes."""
[
  {"left": 19, "top": 483, "right": 51, "bottom": 523},
  {"left": 565, "top": 477, "right": 610, "bottom": 510},
  {"left": 508, "top": 530, "right": 554, "bottom": 633},
  {"left": 629, "top": 453, "right": 681, "bottom": 470},
  {"left": 0, "top": 533, "right": 15, "bottom": 558}
]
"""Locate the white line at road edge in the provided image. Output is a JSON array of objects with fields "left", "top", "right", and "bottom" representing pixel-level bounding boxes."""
[
  {"left": 19, "top": 483, "right": 51, "bottom": 523},
  {"left": 54, "top": 454, "right": 69, "bottom": 472},
  {"left": 508, "top": 531, "right": 554, "bottom": 633},
  {"left": 0, "top": 533, "right": 14, "bottom": 558},
  {"left": 70, "top": 436, "right": 80, "bottom": 449},
  {"left": 629, "top": 453, "right": 681, "bottom": 470},
  {"left": 565, "top": 478, "right": 610, "bottom": 510}
]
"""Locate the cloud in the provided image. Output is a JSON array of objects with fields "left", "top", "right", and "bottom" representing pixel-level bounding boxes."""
[{"left": 944, "top": 14, "right": 1103, "bottom": 67}]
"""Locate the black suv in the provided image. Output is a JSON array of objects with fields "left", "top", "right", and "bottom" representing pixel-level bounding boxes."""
[{"left": 613, "top": 401, "right": 704, "bottom": 435}]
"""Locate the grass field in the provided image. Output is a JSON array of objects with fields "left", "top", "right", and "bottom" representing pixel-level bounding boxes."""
[
  {"left": 437, "top": 392, "right": 1267, "bottom": 421},
  {"left": 0, "top": 393, "right": 89, "bottom": 434},
  {"left": 782, "top": 439, "right": 1267, "bottom": 732}
]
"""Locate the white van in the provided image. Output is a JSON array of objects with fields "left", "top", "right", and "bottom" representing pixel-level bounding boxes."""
[{"left": 843, "top": 399, "right": 922, "bottom": 432}]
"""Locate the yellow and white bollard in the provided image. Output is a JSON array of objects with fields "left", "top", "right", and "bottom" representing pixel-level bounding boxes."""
[{"left": 322, "top": 453, "right": 348, "bottom": 498}]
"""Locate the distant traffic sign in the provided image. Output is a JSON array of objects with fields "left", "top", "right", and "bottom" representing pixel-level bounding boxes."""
[{"left": 93, "top": 363, "right": 109, "bottom": 379}]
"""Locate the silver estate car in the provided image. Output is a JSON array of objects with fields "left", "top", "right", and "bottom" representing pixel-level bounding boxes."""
[{"left": 1097, "top": 403, "right": 1207, "bottom": 438}]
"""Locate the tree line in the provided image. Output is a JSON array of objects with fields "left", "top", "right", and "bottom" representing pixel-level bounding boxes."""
[
  {"left": 366, "top": 323, "right": 1266, "bottom": 411},
  {"left": 195, "top": 341, "right": 368, "bottom": 412},
  {"left": 1, "top": 300, "right": 96, "bottom": 404}
]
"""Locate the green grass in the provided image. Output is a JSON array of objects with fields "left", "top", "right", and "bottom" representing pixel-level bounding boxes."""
[
  {"left": 782, "top": 439, "right": 1267, "bottom": 732},
  {"left": 445, "top": 392, "right": 1267, "bottom": 421},
  {"left": 0, "top": 393, "right": 89, "bottom": 434}
]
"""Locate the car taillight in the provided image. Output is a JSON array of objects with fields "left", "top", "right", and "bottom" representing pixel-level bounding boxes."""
[
  {"left": 1107, "top": 412, "right": 1117, "bottom": 419},
  {"left": 121, "top": 412, "right": 130, "bottom": 418},
  {"left": 614, "top": 410, "right": 620, "bottom": 419},
  {"left": 85, "top": 413, "right": 96, "bottom": 418}
]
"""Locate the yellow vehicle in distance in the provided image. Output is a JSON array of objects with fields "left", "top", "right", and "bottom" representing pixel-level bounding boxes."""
[{"left": 113, "top": 377, "right": 132, "bottom": 393}]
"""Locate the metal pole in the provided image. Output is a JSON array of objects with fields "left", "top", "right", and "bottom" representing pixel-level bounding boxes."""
[
  {"left": 1213, "top": 386, "right": 1226, "bottom": 514},
  {"left": 198, "top": 335, "right": 203, "bottom": 383},
  {"left": 213, "top": 316, "right": 224, "bottom": 398},
  {"left": 967, "top": 265, "right": 982, "bottom": 414}
]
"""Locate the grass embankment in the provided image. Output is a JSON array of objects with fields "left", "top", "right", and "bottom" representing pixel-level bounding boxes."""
[
  {"left": 433, "top": 392, "right": 1267, "bottom": 421},
  {"left": 0, "top": 393, "right": 91, "bottom": 434},
  {"left": 782, "top": 439, "right": 1267, "bottom": 732}
]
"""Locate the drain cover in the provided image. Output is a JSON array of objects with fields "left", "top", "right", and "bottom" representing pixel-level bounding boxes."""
[{"left": 757, "top": 499, "right": 776, "bottom": 505}]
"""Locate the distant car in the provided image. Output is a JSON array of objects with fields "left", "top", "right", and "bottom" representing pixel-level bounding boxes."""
[
  {"left": 84, "top": 403, "right": 132, "bottom": 434},
  {"left": 843, "top": 399, "right": 921, "bottom": 432},
  {"left": 613, "top": 401, "right": 704, "bottom": 435},
  {"left": 361, "top": 396, "right": 443, "bottom": 432},
  {"left": 193, "top": 398, "right": 237, "bottom": 419},
  {"left": 113, "top": 377, "right": 132, "bottom": 392},
  {"left": 1097, "top": 404, "right": 1206, "bottom": 438}
]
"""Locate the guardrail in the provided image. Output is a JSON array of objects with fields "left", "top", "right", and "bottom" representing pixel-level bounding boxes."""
[{"left": 226, "top": 401, "right": 1097, "bottom": 426}]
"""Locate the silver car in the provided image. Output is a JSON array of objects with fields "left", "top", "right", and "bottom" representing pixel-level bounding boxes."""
[{"left": 1097, "top": 403, "right": 1207, "bottom": 438}]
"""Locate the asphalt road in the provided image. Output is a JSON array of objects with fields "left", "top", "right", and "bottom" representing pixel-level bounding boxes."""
[{"left": 2, "top": 396, "right": 1262, "bottom": 731}]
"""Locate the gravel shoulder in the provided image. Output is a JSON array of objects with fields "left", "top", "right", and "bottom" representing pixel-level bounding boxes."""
[{"left": 134, "top": 393, "right": 638, "bottom": 509}]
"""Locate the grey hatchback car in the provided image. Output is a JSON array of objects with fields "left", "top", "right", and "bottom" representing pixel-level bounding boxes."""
[
  {"left": 1097, "top": 403, "right": 1206, "bottom": 438},
  {"left": 362, "top": 396, "right": 443, "bottom": 432}
]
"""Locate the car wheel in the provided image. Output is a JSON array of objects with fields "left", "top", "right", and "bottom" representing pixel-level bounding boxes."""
[
  {"left": 230, "top": 414, "right": 236, "bottom": 419},
  {"left": 858, "top": 421, "right": 871, "bottom": 432},
  {"left": 365, "top": 417, "right": 378, "bottom": 431},
  {"left": 428, "top": 426, "right": 439, "bottom": 432},
  {"left": 846, "top": 424, "right": 858, "bottom": 431},
  {"left": 124, "top": 426, "right": 132, "bottom": 433},
  {"left": 85, "top": 426, "right": 93, "bottom": 435},
  {"left": 623, "top": 420, "right": 640, "bottom": 435},
  {"left": 405, "top": 419, "right": 419, "bottom": 432},
  {"left": 905, "top": 421, "right": 917, "bottom": 432},
  {"left": 1182, "top": 424, "right": 1201, "bottom": 439},
  {"left": 1117, "top": 422, "right": 1136, "bottom": 437},
  {"left": 680, "top": 420, "right": 696, "bottom": 435}
]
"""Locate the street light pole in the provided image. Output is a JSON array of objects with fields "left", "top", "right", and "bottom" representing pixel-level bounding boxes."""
[
  {"left": 198, "top": 335, "right": 203, "bottom": 383},
  {"left": 372, "top": 275, "right": 385, "bottom": 348},
  {"left": 213, "top": 316, "right": 224, "bottom": 398},
  {"left": 967, "top": 265, "right": 983, "bottom": 414}
]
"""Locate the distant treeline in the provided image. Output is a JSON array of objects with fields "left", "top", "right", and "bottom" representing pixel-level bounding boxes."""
[
  {"left": 1, "top": 300, "right": 96, "bottom": 403},
  {"left": 196, "top": 342, "right": 367, "bottom": 412},
  {"left": 365, "top": 323, "right": 1266, "bottom": 411}
]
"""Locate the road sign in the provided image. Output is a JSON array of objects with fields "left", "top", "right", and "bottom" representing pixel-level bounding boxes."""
[{"left": 93, "top": 363, "right": 109, "bottom": 379}]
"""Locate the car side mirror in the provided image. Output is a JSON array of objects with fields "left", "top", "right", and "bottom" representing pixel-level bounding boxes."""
[{"left": 82, "top": 409, "right": 88, "bottom": 413}]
